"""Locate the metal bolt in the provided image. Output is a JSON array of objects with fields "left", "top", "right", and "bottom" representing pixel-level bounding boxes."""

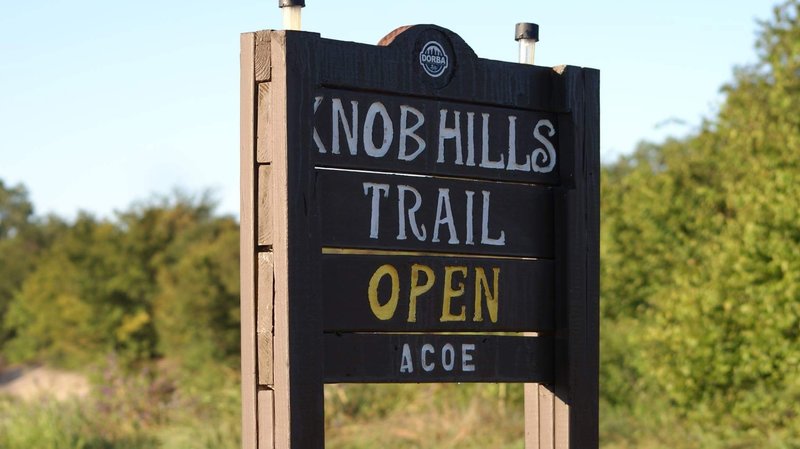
[
  {"left": 515, "top": 23, "right": 539, "bottom": 65},
  {"left": 279, "top": 0, "right": 305, "bottom": 31}
]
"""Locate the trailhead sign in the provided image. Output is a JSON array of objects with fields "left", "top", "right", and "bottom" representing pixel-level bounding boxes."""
[{"left": 240, "top": 24, "right": 599, "bottom": 449}]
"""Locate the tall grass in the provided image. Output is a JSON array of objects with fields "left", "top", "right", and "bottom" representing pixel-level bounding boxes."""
[
  {"left": 0, "top": 397, "right": 155, "bottom": 449},
  {"left": 0, "top": 391, "right": 240, "bottom": 449},
  {"left": 0, "top": 356, "right": 241, "bottom": 449},
  {"left": 5, "top": 367, "right": 798, "bottom": 448},
  {"left": 325, "top": 383, "right": 525, "bottom": 449}
]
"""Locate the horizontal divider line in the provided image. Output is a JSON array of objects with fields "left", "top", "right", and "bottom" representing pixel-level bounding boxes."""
[
  {"left": 321, "top": 247, "right": 550, "bottom": 261},
  {"left": 313, "top": 165, "right": 558, "bottom": 188},
  {"left": 323, "top": 331, "right": 556, "bottom": 337}
]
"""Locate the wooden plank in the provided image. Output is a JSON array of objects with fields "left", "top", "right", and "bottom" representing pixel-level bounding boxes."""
[
  {"left": 257, "top": 252, "right": 274, "bottom": 334},
  {"left": 584, "top": 68, "right": 601, "bottom": 449},
  {"left": 282, "top": 30, "right": 327, "bottom": 449},
  {"left": 524, "top": 383, "right": 557, "bottom": 449},
  {"left": 257, "top": 83, "right": 272, "bottom": 163},
  {"left": 257, "top": 331, "right": 274, "bottom": 386},
  {"left": 539, "top": 384, "right": 555, "bottom": 449},
  {"left": 524, "top": 382, "right": 540, "bottom": 448},
  {"left": 257, "top": 252, "right": 274, "bottom": 386},
  {"left": 255, "top": 31, "right": 271, "bottom": 82},
  {"left": 324, "top": 334, "right": 553, "bottom": 383},
  {"left": 554, "top": 367, "right": 569, "bottom": 449},
  {"left": 555, "top": 70, "right": 578, "bottom": 449},
  {"left": 268, "top": 31, "right": 292, "bottom": 449},
  {"left": 565, "top": 67, "right": 599, "bottom": 449},
  {"left": 316, "top": 169, "right": 555, "bottom": 258},
  {"left": 239, "top": 31, "right": 258, "bottom": 449},
  {"left": 321, "top": 253, "right": 555, "bottom": 332},
  {"left": 312, "top": 88, "right": 560, "bottom": 185},
  {"left": 316, "top": 27, "right": 569, "bottom": 113},
  {"left": 554, "top": 67, "right": 585, "bottom": 449},
  {"left": 257, "top": 165, "right": 273, "bottom": 246},
  {"left": 257, "top": 390, "right": 274, "bottom": 449}
]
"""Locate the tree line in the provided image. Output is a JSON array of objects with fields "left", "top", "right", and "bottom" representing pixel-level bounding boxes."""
[
  {"left": 600, "top": 1, "right": 800, "bottom": 444},
  {"left": 0, "top": 188, "right": 239, "bottom": 380},
  {"left": 0, "top": 1, "right": 798, "bottom": 445}
]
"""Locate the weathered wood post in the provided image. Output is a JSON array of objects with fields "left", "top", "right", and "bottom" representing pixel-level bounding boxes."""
[{"left": 240, "top": 24, "right": 599, "bottom": 449}]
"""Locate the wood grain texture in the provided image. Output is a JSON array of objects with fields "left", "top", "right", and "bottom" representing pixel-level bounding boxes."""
[
  {"left": 257, "top": 252, "right": 274, "bottom": 334},
  {"left": 239, "top": 31, "right": 258, "bottom": 449},
  {"left": 268, "top": 31, "right": 292, "bottom": 449},
  {"left": 255, "top": 31, "right": 271, "bottom": 82},
  {"left": 257, "top": 83, "right": 273, "bottom": 163},
  {"left": 257, "top": 331, "right": 274, "bottom": 386},
  {"left": 257, "top": 165, "right": 273, "bottom": 246},
  {"left": 257, "top": 390, "right": 274, "bottom": 449},
  {"left": 257, "top": 252, "right": 274, "bottom": 386}
]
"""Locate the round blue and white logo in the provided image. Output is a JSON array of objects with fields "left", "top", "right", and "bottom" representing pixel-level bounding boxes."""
[{"left": 419, "top": 41, "right": 449, "bottom": 78}]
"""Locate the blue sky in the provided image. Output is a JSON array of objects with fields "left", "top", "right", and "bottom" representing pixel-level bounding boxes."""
[{"left": 0, "top": 1, "right": 775, "bottom": 219}]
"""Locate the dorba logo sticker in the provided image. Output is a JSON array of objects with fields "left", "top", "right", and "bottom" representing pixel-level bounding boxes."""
[{"left": 419, "top": 41, "right": 449, "bottom": 78}]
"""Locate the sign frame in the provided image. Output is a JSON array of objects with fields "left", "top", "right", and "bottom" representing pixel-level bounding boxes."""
[{"left": 241, "top": 25, "right": 598, "bottom": 449}]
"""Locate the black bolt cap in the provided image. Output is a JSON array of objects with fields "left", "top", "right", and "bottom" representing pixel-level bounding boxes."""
[{"left": 515, "top": 22, "right": 539, "bottom": 41}]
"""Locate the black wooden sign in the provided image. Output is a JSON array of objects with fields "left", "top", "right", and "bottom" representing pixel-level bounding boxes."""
[
  {"left": 312, "top": 88, "right": 561, "bottom": 185},
  {"left": 321, "top": 253, "right": 554, "bottom": 332},
  {"left": 241, "top": 23, "right": 599, "bottom": 449},
  {"left": 316, "top": 169, "right": 554, "bottom": 257},
  {"left": 324, "top": 334, "right": 553, "bottom": 383}
]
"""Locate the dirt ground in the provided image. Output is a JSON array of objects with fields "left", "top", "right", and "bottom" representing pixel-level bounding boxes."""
[{"left": 0, "top": 365, "right": 90, "bottom": 401}]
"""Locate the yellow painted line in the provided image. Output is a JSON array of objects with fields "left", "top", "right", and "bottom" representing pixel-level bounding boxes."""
[{"left": 321, "top": 247, "right": 544, "bottom": 261}]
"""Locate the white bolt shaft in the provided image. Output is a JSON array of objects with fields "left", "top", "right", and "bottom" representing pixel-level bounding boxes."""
[
  {"left": 282, "top": 6, "right": 302, "bottom": 30},
  {"left": 519, "top": 39, "right": 536, "bottom": 65}
]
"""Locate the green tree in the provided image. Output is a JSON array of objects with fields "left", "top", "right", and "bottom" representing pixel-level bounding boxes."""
[
  {"left": 0, "top": 181, "right": 63, "bottom": 350},
  {"left": 3, "top": 191, "right": 239, "bottom": 370},
  {"left": 152, "top": 214, "right": 240, "bottom": 386},
  {"left": 4, "top": 214, "right": 133, "bottom": 365},
  {"left": 601, "top": 0, "right": 800, "bottom": 443},
  {"left": 0, "top": 180, "right": 33, "bottom": 240}
]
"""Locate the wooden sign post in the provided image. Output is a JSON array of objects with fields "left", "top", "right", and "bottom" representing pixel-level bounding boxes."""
[{"left": 240, "top": 25, "right": 598, "bottom": 449}]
